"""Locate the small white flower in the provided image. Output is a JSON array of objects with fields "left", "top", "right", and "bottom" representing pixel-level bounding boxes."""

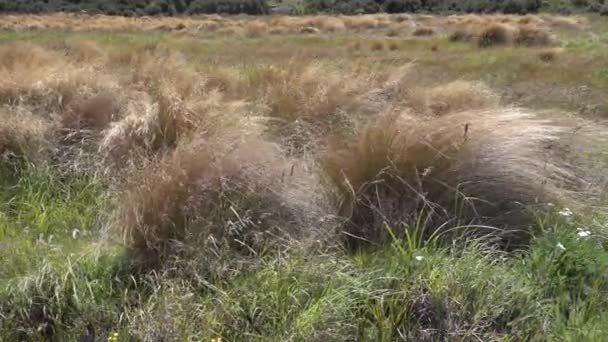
[
  {"left": 72, "top": 229, "right": 80, "bottom": 240},
  {"left": 558, "top": 208, "right": 573, "bottom": 217},
  {"left": 556, "top": 242, "right": 566, "bottom": 251},
  {"left": 415, "top": 255, "right": 424, "bottom": 261},
  {"left": 576, "top": 228, "right": 591, "bottom": 238}
]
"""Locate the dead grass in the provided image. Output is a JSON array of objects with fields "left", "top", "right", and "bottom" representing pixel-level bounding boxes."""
[
  {"left": 323, "top": 108, "right": 577, "bottom": 248},
  {"left": 370, "top": 40, "right": 385, "bottom": 51},
  {"left": 407, "top": 81, "right": 500, "bottom": 116},
  {"left": 0, "top": 108, "right": 50, "bottom": 163},
  {"left": 477, "top": 23, "right": 513, "bottom": 48},
  {"left": 513, "top": 25, "right": 555, "bottom": 47},
  {"left": 413, "top": 27, "right": 435, "bottom": 37},
  {"left": 244, "top": 21, "right": 268, "bottom": 37},
  {"left": 537, "top": 48, "right": 562, "bottom": 62},
  {"left": 118, "top": 132, "right": 326, "bottom": 268}
]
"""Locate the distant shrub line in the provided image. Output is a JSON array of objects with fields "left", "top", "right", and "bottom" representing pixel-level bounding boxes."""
[{"left": 0, "top": 0, "right": 605, "bottom": 16}]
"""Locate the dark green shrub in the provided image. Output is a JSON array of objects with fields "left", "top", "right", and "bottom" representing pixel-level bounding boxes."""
[
  {"left": 601, "top": 3, "right": 608, "bottom": 14},
  {"left": 382, "top": 0, "right": 422, "bottom": 13},
  {"left": 570, "top": 0, "right": 589, "bottom": 7}
]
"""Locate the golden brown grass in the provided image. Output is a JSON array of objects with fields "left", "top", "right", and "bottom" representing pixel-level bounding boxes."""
[
  {"left": 370, "top": 40, "right": 385, "bottom": 51},
  {"left": 0, "top": 31, "right": 594, "bottom": 260},
  {"left": 323, "top": 108, "right": 576, "bottom": 248},
  {"left": 412, "top": 27, "right": 435, "bottom": 36},
  {"left": 407, "top": 80, "right": 500, "bottom": 116},
  {"left": 244, "top": 20, "right": 269, "bottom": 37},
  {"left": 0, "top": 108, "right": 50, "bottom": 163},
  {"left": 477, "top": 23, "right": 513, "bottom": 48},
  {"left": 537, "top": 48, "right": 562, "bottom": 62},
  {"left": 513, "top": 25, "right": 555, "bottom": 47}
]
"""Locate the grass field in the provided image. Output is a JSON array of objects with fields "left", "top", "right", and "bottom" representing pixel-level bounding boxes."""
[{"left": 1, "top": 13, "right": 608, "bottom": 341}]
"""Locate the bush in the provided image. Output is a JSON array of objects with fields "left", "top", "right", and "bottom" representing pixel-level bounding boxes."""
[
  {"left": 601, "top": 4, "right": 608, "bottom": 14},
  {"left": 383, "top": 0, "right": 422, "bottom": 13}
]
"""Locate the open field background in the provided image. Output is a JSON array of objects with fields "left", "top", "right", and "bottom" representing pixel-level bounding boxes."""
[{"left": 1, "top": 12, "right": 608, "bottom": 341}]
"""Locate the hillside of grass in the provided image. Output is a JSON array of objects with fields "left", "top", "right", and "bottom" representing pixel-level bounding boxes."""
[{"left": 1, "top": 12, "right": 608, "bottom": 341}]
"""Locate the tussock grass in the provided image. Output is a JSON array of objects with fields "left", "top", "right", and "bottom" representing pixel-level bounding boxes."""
[
  {"left": 1, "top": 17, "right": 607, "bottom": 341},
  {"left": 514, "top": 24, "right": 556, "bottom": 47},
  {"left": 323, "top": 109, "right": 577, "bottom": 248},
  {"left": 538, "top": 47, "right": 563, "bottom": 62},
  {"left": 407, "top": 80, "right": 500, "bottom": 116},
  {"left": 477, "top": 23, "right": 513, "bottom": 47},
  {"left": 0, "top": 108, "right": 51, "bottom": 164},
  {"left": 118, "top": 136, "right": 323, "bottom": 269},
  {"left": 412, "top": 26, "right": 435, "bottom": 36}
]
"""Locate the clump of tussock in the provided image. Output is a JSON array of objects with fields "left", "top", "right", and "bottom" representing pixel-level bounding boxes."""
[
  {"left": 0, "top": 108, "right": 51, "bottom": 164},
  {"left": 476, "top": 23, "right": 513, "bottom": 48},
  {"left": 513, "top": 25, "right": 555, "bottom": 47},
  {"left": 60, "top": 92, "right": 118, "bottom": 130},
  {"left": 342, "top": 15, "right": 378, "bottom": 30},
  {"left": 407, "top": 80, "right": 500, "bottom": 116},
  {"left": 244, "top": 63, "right": 364, "bottom": 125},
  {"left": 118, "top": 134, "right": 327, "bottom": 269},
  {"left": 323, "top": 108, "right": 579, "bottom": 248},
  {"left": 307, "top": 16, "right": 345, "bottom": 32},
  {"left": 538, "top": 48, "right": 562, "bottom": 62},
  {"left": 412, "top": 27, "right": 435, "bottom": 37},
  {"left": 244, "top": 20, "right": 268, "bottom": 37},
  {"left": 98, "top": 88, "right": 239, "bottom": 166},
  {"left": 370, "top": 40, "right": 385, "bottom": 51},
  {"left": 448, "top": 27, "right": 476, "bottom": 42}
]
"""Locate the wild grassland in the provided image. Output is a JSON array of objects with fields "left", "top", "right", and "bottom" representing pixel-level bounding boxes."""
[{"left": 1, "top": 13, "right": 608, "bottom": 341}]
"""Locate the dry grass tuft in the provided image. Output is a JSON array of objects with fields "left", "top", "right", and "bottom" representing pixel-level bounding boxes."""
[
  {"left": 118, "top": 135, "right": 324, "bottom": 268},
  {"left": 370, "top": 40, "right": 386, "bottom": 51},
  {"left": 449, "top": 28, "right": 476, "bottom": 42},
  {"left": 323, "top": 108, "right": 577, "bottom": 248},
  {"left": 513, "top": 25, "right": 555, "bottom": 47},
  {"left": 61, "top": 93, "right": 118, "bottom": 130},
  {"left": 537, "top": 48, "right": 562, "bottom": 62},
  {"left": 412, "top": 27, "right": 435, "bottom": 36},
  {"left": 0, "top": 108, "right": 51, "bottom": 163},
  {"left": 388, "top": 41, "right": 400, "bottom": 51},
  {"left": 244, "top": 21, "right": 268, "bottom": 37},
  {"left": 407, "top": 81, "right": 500, "bottom": 116},
  {"left": 477, "top": 23, "right": 513, "bottom": 48},
  {"left": 342, "top": 15, "right": 378, "bottom": 30}
]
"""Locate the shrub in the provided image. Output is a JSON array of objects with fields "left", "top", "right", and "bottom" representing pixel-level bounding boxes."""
[
  {"left": 383, "top": 0, "right": 422, "bottom": 13},
  {"left": 600, "top": 4, "right": 608, "bottom": 14}
]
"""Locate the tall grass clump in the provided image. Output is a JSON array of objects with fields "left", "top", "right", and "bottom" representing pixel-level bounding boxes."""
[
  {"left": 0, "top": 109, "right": 51, "bottom": 166},
  {"left": 118, "top": 133, "right": 327, "bottom": 270},
  {"left": 406, "top": 80, "right": 500, "bottom": 116},
  {"left": 477, "top": 23, "right": 513, "bottom": 47},
  {"left": 323, "top": 109, "right": 578, "bottom": 248}
]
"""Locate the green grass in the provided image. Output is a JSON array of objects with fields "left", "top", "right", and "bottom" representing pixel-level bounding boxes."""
[{"left": 2, "top": 163, "right": 608, "bottom": 340}]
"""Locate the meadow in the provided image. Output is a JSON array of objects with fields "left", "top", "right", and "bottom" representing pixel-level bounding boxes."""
[{"left": 1, "top": 12, "right": 608, "bottom": 341}]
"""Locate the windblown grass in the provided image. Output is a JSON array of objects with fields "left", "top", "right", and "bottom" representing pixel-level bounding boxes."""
[{"left": 1, "top": 14, "right": 607, "bottom": 341}]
